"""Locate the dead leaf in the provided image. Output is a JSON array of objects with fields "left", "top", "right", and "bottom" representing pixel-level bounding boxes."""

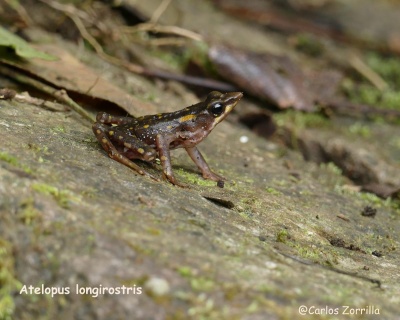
[
  {"left": 209, "top": 43, "right": 314, "bottom": 111},
  {"left": 3, "top": 44, "right": 157, "bottom": 116}
]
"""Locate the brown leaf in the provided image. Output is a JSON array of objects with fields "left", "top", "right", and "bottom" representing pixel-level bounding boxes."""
[
  {"left": 208, "top": 43, "right": 314, "bottom": 111},
  {"left": 4, "top": 44, "right": 157, "bottom": 116}
]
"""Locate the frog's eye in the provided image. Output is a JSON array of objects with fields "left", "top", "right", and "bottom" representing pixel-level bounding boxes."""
[{"left": 210, "top": 102, "right": 224, "bottom": 116}]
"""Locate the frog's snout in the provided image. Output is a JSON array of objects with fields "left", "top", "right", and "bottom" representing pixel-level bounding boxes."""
[{"left": 224, "top": 92, "right": 243, "bottom": 104}]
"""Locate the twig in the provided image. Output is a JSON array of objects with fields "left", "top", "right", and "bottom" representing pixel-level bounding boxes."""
[
  {"left": 39, "top": 0, "right": 144, "bottom": 73},
  {"left": 65, "top": 12, "right": 105, "bottom": 55},
  {"left": 13, "top": 92, "right": 66, "bottom": 112},
  {"left": 39, "top": 0, "right": 109, "bottom": 34},
  {"left": 278, "top": 251, "right": 382, "bottom": 288},
  {"left": 349, "top": 54, "right": 388, "bottom": 91},
  {"left": 53, "top": 89, "right": 95, "bottom": 123},
  {"left": 150, "top": 0, "right": 172, "bottom": 24},
  {"left": 0, "top": 64, "right": 95, "bottom": 123},
  {"left": 4, "top": 0, "right": 33, "bottom": 26},
  {"left": 38, "top": 0, "right": 89, "bottom": 20},
  {"left": 121, "top": 23, "right": 203, "bottom": 42},
  {"left": 39, "top": 0, "right": 234, "bottom": 92},
  {"left": 143, "top": 38, "right": 190, "bottom": 47}
]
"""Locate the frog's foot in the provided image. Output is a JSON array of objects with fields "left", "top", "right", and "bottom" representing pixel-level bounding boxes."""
[
  {"left": 162, "top": 172, "right": 189, "bottom": 188},
  {"left": 201, "top": 171, "right": 226, "bottom": 182},
  {"left": 185, "top": 147, "right": 226, "bottom": 182},
  {"left": 155, "top": 134, "right": 188, "bottom": 187}
]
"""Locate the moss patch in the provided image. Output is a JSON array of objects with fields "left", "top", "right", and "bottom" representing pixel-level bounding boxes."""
[
  {"left": 0, "top": 151, "right": 33, "bottom": 174},
  {"left": 17, "top": 198, "right": 42, "bottom": 225},
  {"left": 343, "top": 52, "right": 400, "bottom": 114},
  {"left": 0, "top": 238, "right": 22, "bottom": 320},
  {"left": 175, "top": 168, "right": 216, "bottom": 187},
  {"left": 31, "top": 183, "right": 79, "bottom": 209},
  {"left": 275, "top": 110, "right": 330, "bottom": 129}
]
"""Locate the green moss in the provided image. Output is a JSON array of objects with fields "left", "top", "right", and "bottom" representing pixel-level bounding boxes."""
[
  {"left": 190, "top": 277, "right": 215, "bottom": 292},
  {"left": 147, "top": 47, "right": 190, "bottom": 72},
  {"left": 0, "top": 152, "right": 18, "bottom": 166},
  {"left": 0, "top": 151, "right": 33, "bottom": 174},
  {"left": 334, "top": 186, "right": 400, "bottom": 213},
  {"left": 350, "top": 83, "right": 381, "bottom": 106},
  {"left": 235, "top": 197, "right": 263, "bottom": 219},
  {"left": 0, "top": 238, "right": 22, "bottom": 320},
  {"left": 175, "top": 168, "right": 215, "bottom": 186},
  {"left": 235, "top": 209, "right": 252, "bottom": 220},
  {"left": 177, "top": 266, "right": 193, "bottom": 278},
  {"left": 346, "top": 188, "right": 394, "bottom": 208},
  {"left": 293, "top": 244, "right": 339, "bottom": 265},
  {"left": 343, "top": 52, "right": 400, "bottom": 114},
  {"left": 271, "top": 179, "right": 290, "bottom": 187},
  {"left": 276, "top": 229, "right": 289, "bottom": 243},
  {"left": 18, "top": 198, "right": 42, "bottom": 225},
  {"left": 246, "top": 300, "right": 260, "bottom": 313},
  {"left": 187, "top": 293, "right": 218, "bottom": 319},
  {"left": 365, "top": 52, "right": 400, "bottom": 87},
  {"left": 275, "top": 110, "right": 330, "bottom": 129},
  {"left": 349, "top": 83, "right": 400, "bottom": 112},
  {"left": 51, "top": 125, "right": 66, "bottom": 133},
  {"left": 380, "top": 90, "right": 400, "bottom": 110},
  {"left": 146, "top": 227, "right": 161, "bottom": 236},
  {"left": 348, "top": 122, "right": 371, "bottom": 138},
  {"left": 31, "top": 183, "right": 78, "bottom": 209},
  {"left": 266, "top": 187, "right": 282, "bottom": 196},
  {"left": 188, "top": 41, "right": 217, "bottom": 76},
  {"left": 323, "top": 162, "right": 343, "bottom": 176},
  {"left": 177, "top": 266, "right": 214, "bottom": 292}
]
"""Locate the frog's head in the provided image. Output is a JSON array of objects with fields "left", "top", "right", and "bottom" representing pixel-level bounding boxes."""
[
  {"left": 177, "top": 91, "right": 243, "bottom": 147},
  {"left": 205, "top": 91, "right": 243, "bottom": 126}
]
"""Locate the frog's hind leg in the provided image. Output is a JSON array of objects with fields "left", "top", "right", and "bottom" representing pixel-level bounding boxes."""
[
  {"left": 110, "top": 127, "right": 157, "bottom": 163},
  {"left": 92, "top": 122, "right": 159, "bottom": 181},
  {"left": 96, "top": 112, "right": 136, "bottom": 126}
]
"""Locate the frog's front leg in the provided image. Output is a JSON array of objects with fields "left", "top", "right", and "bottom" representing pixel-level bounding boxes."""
[
  {"left": 185, "top": 146, "right": 225, "bottom": 182},
  {"left": 155, "top": 134, "right": 187, "bottom": 187},
  {"left": 92, "top": 122, "right": 159, "bottom": 181}
]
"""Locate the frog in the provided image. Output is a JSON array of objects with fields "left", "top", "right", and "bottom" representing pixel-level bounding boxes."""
[{"left": 92, "top": 91, "right": 243, "bottom": 186}]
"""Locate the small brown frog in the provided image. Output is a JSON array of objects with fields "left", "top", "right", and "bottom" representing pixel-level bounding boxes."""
[{"left": 92, "top": 91, "right": 243, "bottom": 186}]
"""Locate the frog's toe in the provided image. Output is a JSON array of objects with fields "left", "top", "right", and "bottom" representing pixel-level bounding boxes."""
[
  {"left": 172, "top": 180, "right": 190, "bottom": 188},
  {"left": 138, "top": 168, "right": 160, "bottom": 181},
  {"left": 202, "top": 171, "right": 226, "bottom": 182},
  {"left": 163, "top": 173, "right": 188, "bottom": 188},
  {"left": 147, "top": 173, "right": 161, "bottom": 182}
]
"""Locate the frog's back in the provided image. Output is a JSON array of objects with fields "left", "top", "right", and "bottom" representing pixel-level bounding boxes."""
[
  {"left": 136, "top": 102, "right": 202, "bottom": 125},
  {"left": 130, "top": 102, "right": 202, "bottom": 144}
]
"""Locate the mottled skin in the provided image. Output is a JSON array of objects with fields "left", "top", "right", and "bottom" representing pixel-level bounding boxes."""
[{"left": 92, "top": 91, "right": 243, "bottom": 186}]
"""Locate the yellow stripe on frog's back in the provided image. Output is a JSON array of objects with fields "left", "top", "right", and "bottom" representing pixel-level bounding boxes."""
[{"left": 178, "top": 114, "right": 196, "bottom": 123}]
